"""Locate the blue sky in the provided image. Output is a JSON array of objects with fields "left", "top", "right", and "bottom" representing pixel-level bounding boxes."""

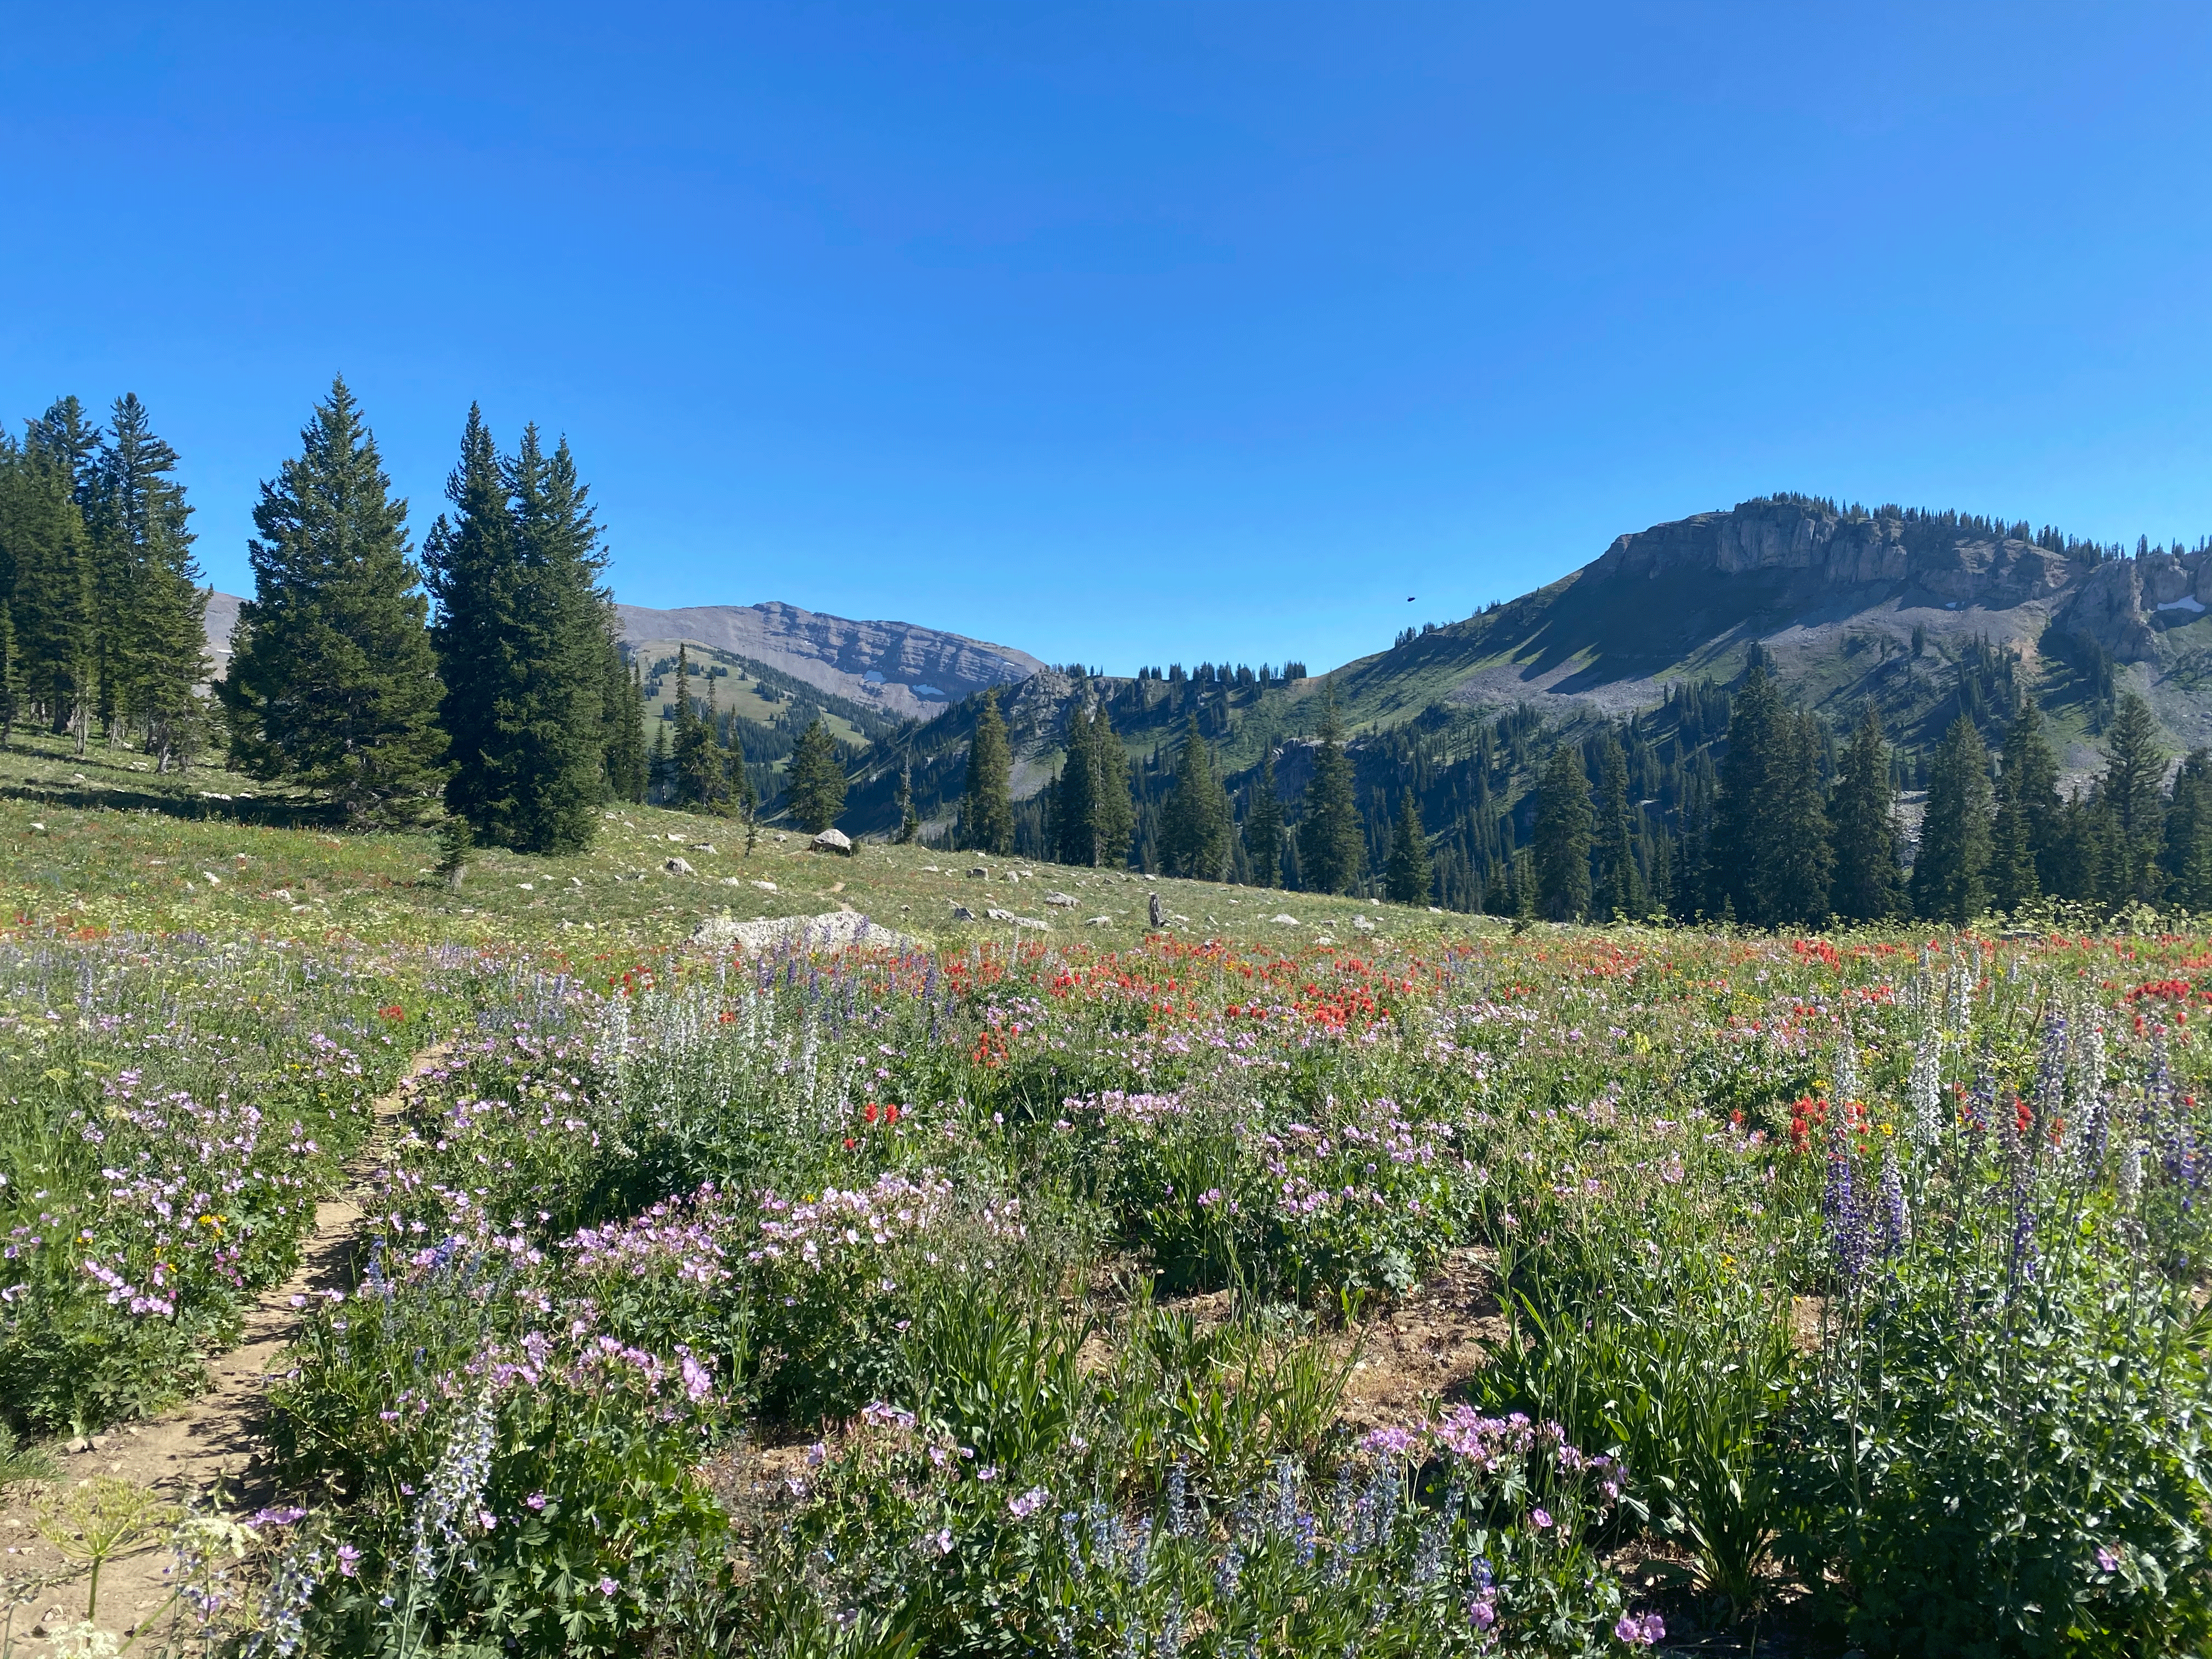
[{"left": 3, "top": 3, "right": 2206, "bottom": 675}]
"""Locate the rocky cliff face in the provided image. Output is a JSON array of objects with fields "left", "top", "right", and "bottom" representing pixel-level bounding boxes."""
[{"left": 613, "top": 601, "right": 1043, "bottom": 721}]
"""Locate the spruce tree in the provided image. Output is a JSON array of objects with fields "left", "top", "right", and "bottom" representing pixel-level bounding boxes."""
[
  {"left": 1534, "top": 743, "right": 1594, "bottom": 921},
  {"left": 1592, "top": 729, "right": 1642, "bottom": 919},
  {"left": 1053, "top": 704, "right": 1102, "bottom": 864},
  {"left": 2101, "top": 691, "right": 2166, "bottom": 905},
  {"left": 648, "top": 720, "right": 672, "bottom": 804},
  {"left": 725, "top": 715, "right": 758, "bottom": 831},
  {"left": 894, "top": 758, "right": 920, "bottom": 845},
  {"left": 1385, "top": 789, "right": 1432, "bottom": 905},
  {"left": 91, "top": 396, "right": 207, "bottom": 769},
  {"left": 1297, "top": 686, "right": 1363, "bottom": 895},
  {"left": 1829, "top": 708, "right": 1902, "bottom": 921},
  {"left": 786, "top": 715, "right": 848, "bottom": 833},
  {"left": 2161, "top": 750, "right": 2212, "bottom": 912},
  {"left": 1999, "top": 698, "right": 2063, "bottom": 894},
  {"left": 1245, "top": 746, "right": 1283, "bottom": 887},
  {"left": 960, "top": 689, "right": 1015, "bottom": 854},
  {"left": 1160, "top": 710, "right": 1232, "bottom": 879},
  {"left": 1710, "top": 665, "right": 1783, "bottom": 925},
  {"left": 1770, "top": 712, "right": 1835, "bottom": 923},
  {"left": 1910, "top": 715, "right": 1994, "bottom": 923},
  {"left": 223, "top": 378, "right": 445, "bottom": 825},
  {"left": 667, "top": 647, "right": 715, "bottom": 808},
  {"left": 603, "top": 656, "right": 649, "bottom": 804},
  {"left": 1090, "top": 704, "right": 1135, "bottom": 868},
  {"left": 2, "top": 415, "right": 97, "bottom": 744},
  {"left": 428, "top": 419, "right": 616, "bottom": 853}
]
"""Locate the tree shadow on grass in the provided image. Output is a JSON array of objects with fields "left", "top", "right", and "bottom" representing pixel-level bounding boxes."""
[{"left": 0, "top": 778, "right": 348, "bottom": 831}]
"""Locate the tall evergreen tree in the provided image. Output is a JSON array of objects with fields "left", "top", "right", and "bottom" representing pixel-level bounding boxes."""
[
  {"left": 960, "top": 690, "right": 1015, "bottom": 854},
  {"left": 2101, "top": 691, "right": 2166, "bottom": 905},
  {"left": 427, "top": 418, "right": 616, "bottom": 853},
  {"left": 2161, "top": 750, "right": 2212, "bottom": 912},
  {"left": 1051, "top": 704, "right": 1101, "bottom": 864},
  {"left": 1591, "top": 728, "right": 1642, "bottom": 919},
  {"left": 222, "top": 378, "right": 444, "bottom": 825},
  {"left": 2, "top": 412, "right": 97, "bottom": 745},
  {"left": 1245, "top": 747, "right": 1283, "bottom": 887},
  {"left": 1297, "top": 686, "right": 1363, "bottom": 894},
  {"left": 1385, "top": 789, "right": 1433, "bottom": 905},
  {"left": 603, "top": 655, "right": 649, "bottom": 804},
  {"left": 1711, "top": 665, "right": 1832, "bottom": 926},
  {"left": 89, "top": 396, "right": 206, "bottom": 768},
  {"left": 894, "top": 758, "right": 920, "bottom": 845},
  {"left": 1533, "top": 742, "right": 1593, "bottom": 922},
  {"left": 1998, "top": 697, "right": 2063, "bottom": 895},
  {"left": 1090, "top": 704, "right": 1135, "bottom": 869},
  {"left": 1829, "top": 707, "right": 1902, "bottom": 921},
  {"left": 1910, "top": 715, "right": 1994, "bottom": 923},
  {"left": 786, "top": 715, "right": 848, "bottom": 833},
  {"left": 1160, "top": 710, "right": 1233, "bottom": 878}
]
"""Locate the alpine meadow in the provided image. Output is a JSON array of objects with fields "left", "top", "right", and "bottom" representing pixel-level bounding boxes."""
[{"left": 3, "top": 9, "right": 2210, "bottom": 1658}]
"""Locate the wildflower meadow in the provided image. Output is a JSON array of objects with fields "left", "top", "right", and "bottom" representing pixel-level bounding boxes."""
[{"left": 3, "top": 809, "right": 2210, "bottom": 1656}]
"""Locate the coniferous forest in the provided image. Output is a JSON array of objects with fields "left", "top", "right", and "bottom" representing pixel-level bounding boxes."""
[{"left": 5, "top": 376, "right": 2212, "bottom": 930}]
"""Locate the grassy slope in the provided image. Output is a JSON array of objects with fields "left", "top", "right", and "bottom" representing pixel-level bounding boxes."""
[{"left": 0, "top": 731, "right": 1475, "bottom": 957}]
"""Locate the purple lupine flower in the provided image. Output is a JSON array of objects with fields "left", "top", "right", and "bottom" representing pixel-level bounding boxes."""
[
  {"left": 1824, "top": 1131, "right": 1866, "bottom": 1284},
  {"left": 1877, "top": 1148, "right": 1908, "bottom": 1258}
]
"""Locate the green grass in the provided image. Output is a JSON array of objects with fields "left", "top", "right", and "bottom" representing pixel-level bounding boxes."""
[{"left": 0, "top": 729, "right": 1471, "bottom": 959}]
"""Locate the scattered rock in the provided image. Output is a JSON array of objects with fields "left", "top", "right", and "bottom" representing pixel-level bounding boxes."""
[
  {"left": 950, "top": 904, "right": 977, "bottom": 921},
  {"left": 201, "top": 871, "right": 222, "bottom": 885},
  {"left": 1043, "top": 891, "right": 1077, "bottom": 907},
  {"left": 967, "top": 866, "right": 989, "bottom": 879},
  {"left": 1272, "top": 914, "right": 1299, "bottom": 926},
  {"left": 986, "top": 907, "right": 1051, "bottom": 930},
  {"left": 1352, "top": 916, "right": 1375, "bottom": 933},
  {"left": 1086, "top": 915, "right": 1113, "bottom": 927},
  {"left": 1429, "top": 906, "right": 1444, "bottom": 915},
  {"left": 689, "top": 910, "right": 917, "bottom": 954},
  {"left": 691, "top": 843, "right": 717, "bottom": 855},
  {"left": 751, "top": 879, "right": 777, "bottom": 891},
  {"left": 1148, "top": 893, "right": 1163, "bottom": 927},
  {"left": 811, "top": 827, "right": 854, "bottom": 856},
  {"left": 663, "top": 857, "right": 695, "bottom": 875}
]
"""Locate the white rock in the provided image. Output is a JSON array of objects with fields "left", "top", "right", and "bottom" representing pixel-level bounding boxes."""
[
  {"left": 1043, "top": 891, "right": 1077, "bottom": 907},
  {"left": 1272, "top": 914, "right": 1299, "bottom": 926},
  {"left": 811, "top": 827, "right": 854, "bottom": 856},
  {"left": 663, "top": 857, "right": 695, "bottom": 875},
  {"left": 1086, "top": 915, "right": 1113, "bottom": 926},
  {"left": 690, "top": 910, "right": 917, "bottom": 954},
  {"left": 751, "top": 879, "right": 778, "bottom": 892},
  {"left": 691, "top": 843, "right": 717, "bottom": 854},
  {"left": 201, "top": 871, "right": 222, "bottom": 885},
  {"left": 986, "top": 907, "right": 1051, "bottom": 930}
]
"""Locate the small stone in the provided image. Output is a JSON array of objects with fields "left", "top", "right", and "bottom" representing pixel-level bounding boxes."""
[
  {"left": 968, "top": 866, "right": 989, "bottom": 879},
  {"left": 1086, "top": 915, "right": 1113, "bottom": 926},
  {"left": 1148, "top": 893, "right": 1163, "bottom": 927},
  {"left": 1043, "top": 891, "right": 1077, "bottom": 907},
  {"left": 690, "top": 843, "right": 717, "bottom": 855},
  {"left": 663, "top": 857, "right": 695, "bottom": 875},
  {"left": 1272, "top": 914, "right": 1299, "bottom": 926},
  {"left": 950, "top": 905, "right": 977, "bottom": 921},
  {"left": 751, "top": 879, "right": 777, "bottom": 891},
  {"left": 811, "top": 827, "right": 854, "bottom": 856}
]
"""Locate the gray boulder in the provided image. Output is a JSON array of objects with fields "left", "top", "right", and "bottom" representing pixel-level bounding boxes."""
[{"left": 811, "top": 827, "right": 855, "bottom": 856}]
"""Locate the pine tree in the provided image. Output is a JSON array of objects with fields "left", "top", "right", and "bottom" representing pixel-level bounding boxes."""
[
  {"left": 1385, "top": 789, "right": 1432, "bottom": 905},
  {"left": 2162, "top": 750, "right": 2212, "bottom": 912},
  {"left": 1770, "top": 712, "right": 1835, "bottom": 923},
  {"left": 960, "top": 690, "right": 1015, "bottom": 854},
  {"left": 1160, "top": 710, "right": 1232, "bottom": 879},
  {"left": 1090, "top": 703, "right": 1135, "bottom": 868},
  {"left": 894, "top": 758, "right": 920, "bottom": 845},
  {"left": 786, "top": 715, "right": 848, "bottom": 833},
  {"left": 222, "top": 378, "right": 445, "bottom": 825},
  {"left": 603, "top": 655, "right": 649, "bottom": 804},
  {"left": 2101, "top": 691, "right": 2166, "bottom": 905},
  {"left": 1711, "top": 665, "right": 1832, "bottom": 927},
  {"left": 1052, "top": 704, "right": 1102, "bottom": 864},
  {"left": 648, "top": 720, "right": 672, "bottom": 804},
  {"left": 1829, "top": 708, "right": 1902, "bottom": 921},
  {"left": 1245, "top": 746, "right": 1283, "bottom": 887},
  {"left": 1591, "top": 729, "right": 1642, "bottom": 919},
  {"left": 1297, "top": 686, "right": 1363, "bottom": 894},
  {"left": 1534, "top": 743, "right": 1594, "bottom": 921},
  {"left": 667, "top": 647, "right": 715, "bottom": 808},
  {"left": 2, "top": 413, "right": 97, "bottom": 745},
  {"left": 725, "top": 715, "right": 758, "bottom": 833},
  {"left": 1999, "top": 698, "right": 2063, "bottom": 894},
  {"left": 75, "top": 396, "right": 206, "bottom": 763},
  {"left": 427, "top": 419, "right": 615, "bottom": 853},
  {"left": 1910, "top": 715, "right": 1994, "bottom": 923}
]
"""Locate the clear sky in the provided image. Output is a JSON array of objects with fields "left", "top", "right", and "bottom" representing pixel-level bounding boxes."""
[{"left": 3, "top": 3, "right": 2206, "bottom": 675}]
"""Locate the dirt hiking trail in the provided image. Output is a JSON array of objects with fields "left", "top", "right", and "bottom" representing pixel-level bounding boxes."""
[{"left": 2, "top": 1041, "right": 454, "bottom": 1655}]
